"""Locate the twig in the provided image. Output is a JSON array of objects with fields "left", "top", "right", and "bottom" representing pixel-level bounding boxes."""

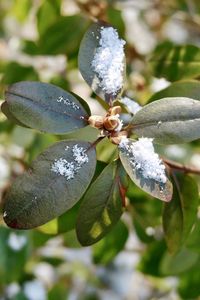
[{"left": 163, "top": 158, "right": 200, "bottom": 175}]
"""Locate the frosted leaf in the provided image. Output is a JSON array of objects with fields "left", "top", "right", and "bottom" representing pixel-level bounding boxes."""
[
  {"left": 91, "top": 27, "right": 126, "bottom": 95},
  {"left": 57, "top": 96, "right": 80, "bottom": 110},
  {"left": 120, "top": 97, "right": 141, "bottom": 114},
  {"left": 119, "top": 137, "right": 167, "bottom": 184},
  {"left": 51, "top": 144, "right": 89, "bottom": 181}
]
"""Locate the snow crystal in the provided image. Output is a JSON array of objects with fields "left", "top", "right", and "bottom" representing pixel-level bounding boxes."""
[
  {"left": 57, "top": 96, "right": 80, "bottom": 110},
  {"left": 114, "top": 115, "right": 124, "bottom": 132},
  {"left": 91, "top": 26, "right": 126, "bottom": 95},
  {"left": 120, "top": 97, "right": 141, "bottom": 114},
  {"left": 119, "top": 137, "right": 167, "bottom": 183},
  {"left": 51, "top": 144, "right": 89, "bottom": 180},
  {"left": 72, "top": 144, "right": 89, "bottom": 165},
  {"left": 8, "top": 233, "right": 27, "bottom": 251},
  {"left": 51, "top": 159, "right": 75, "bottom": 180}
]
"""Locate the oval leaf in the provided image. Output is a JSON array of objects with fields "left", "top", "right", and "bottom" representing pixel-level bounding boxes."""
[
  {"left": 163, "top": 173, "right": 199, "bottom": 254},
  {"left": 1, "top": 101, "right": 30, "bottom": 128},
  {"left": 119, "top": 139, "right": 172, "bottom": 201},
  {"left": 78, "top": 21, "right": 126, "bottom": 103},
  {"left": 4, "top": 81, "right": 89, "bottom": 134},
  {"left": 131, "top": 97, "right": 200, "bottom": 144},
  {"left": 3, "top": 140, "right": 96, "bottom": 229},
  {"left": 76, "top": 160, "right": 128, "bottom": 246}
]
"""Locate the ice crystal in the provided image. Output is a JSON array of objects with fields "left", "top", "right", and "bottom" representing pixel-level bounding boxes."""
[
  {"left": 51, "top": 144, "right": 89, "bottom": 180},
  {"left": 91, "top": 26, "right": 126, "bottom": 95},
  {"left": 119, "top": 137, "right": 167, "bottom": 183}
]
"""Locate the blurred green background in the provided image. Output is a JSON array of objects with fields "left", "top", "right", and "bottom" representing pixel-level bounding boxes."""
[{"left": 1, "top": 0, "right": 200, "bottom": 299}]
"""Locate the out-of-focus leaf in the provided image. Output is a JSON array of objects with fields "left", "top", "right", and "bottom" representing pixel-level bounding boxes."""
[
  {"left": 76, "top": 160, "right": 128, "bottom": 246},
  {"left": 92, "top": 220, "right": 128, "bottom": 264},
  {"left": 4, "top": 81, "right": 89, "bottom": 134},
  {"left": 78, "top": 21, "right": 126, "bottom": 103},
  {"left": 107, "top": 7, "right": 125, "bottom": 37},
  {"left": 149, "top": 43, "right": 200, "bottom": 81},
  {"left": 38, "top": 15, "right": 89, "bottom": 56},
  {"left": 149, "top": 81, "right": 200, "bottom": 102},
  {"left": 186, "top": 220, "right": 200, "bottom": 253},
  {"left": 10, "top": 0, "right": 32, "bottom": 22},
  {"left": 0, "top": 228, "right": 29, "bottom": 283},
  {"left": 138, "top": 239, "right": 167, "bottom": 277},
  {"left": 160, "top": 248, "right": 199, "bottom": 275},
  {"left": 1, "top": 63, "right": 39, "bottom": 85},
  {"left": 163, "top": 173, "right": 199, "bottom": 254},
  {"left": 131, "top": 97, "right": 200, "bottom": 144},
  {"left": 178, "top": 264, "right": 200, "bottom": 299},
  {"left": 3, "top": 140, "right": 96, "bottom": 229},
  {"left": 119, "top": 139, "right": 172, "bottom": 201},
  {"left": 37, "top": 0, "right": 61, "bottom": 36}
]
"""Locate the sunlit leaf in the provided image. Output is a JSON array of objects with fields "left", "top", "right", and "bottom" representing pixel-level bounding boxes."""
[
  {"left": 3, "top": 140, "right": 96, "bottom": 229},
  {"left": 131, "top": 97, "right": 200, "bottom": 144},
  {"left": 3, "top": 81, "right": 89, "bottom": 134},
  {"left": 76, "top": 160, "right": 128, "bottom": 246}
]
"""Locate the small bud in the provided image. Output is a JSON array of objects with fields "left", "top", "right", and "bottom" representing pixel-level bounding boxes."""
[
  {"left": 103, "top": 116, "right": 120, "bottom": 131},
  {"left": 109, "top": 131, "right": 128, "bottom": 145},
  {"left": 88, "top": 115, "right": 104, "bottom": 129},
  {"left": 108, "top": 106, "right": 122, "bottom": 116}
]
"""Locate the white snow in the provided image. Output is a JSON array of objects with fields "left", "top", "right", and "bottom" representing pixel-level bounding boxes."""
[
  {"left": 57, "top": 96, "right": 80, "bottom": 110},
  {"left": 51, "top": 144, "right": 89, "bottom": 180},
  {"left": 8, "top": 233, "right": 27, "bottom": 251},
  {"left": 119, "top": 137, "right": 167, "bottom": 183},
  {"left": 91, "top": 26, "right": 126, "bottom": 95},
  {"left": 120, "top": 97, "right": 141, "bottom": 114}
]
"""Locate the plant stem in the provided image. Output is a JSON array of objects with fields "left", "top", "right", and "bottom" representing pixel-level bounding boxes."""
[{"left": 163, "top": 158, "right": 200, "bottom": 175}]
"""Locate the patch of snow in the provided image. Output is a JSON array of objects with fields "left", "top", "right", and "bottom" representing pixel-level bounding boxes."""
[
  {"left": 119, "top": 137, "right": 167, "bottom": 183},
  {"left": 120, "top": 97, "right": 141, "bottom": 114},
  {"left": 57, "top": 96, "right": 80, "bottom": 110},
  {"left": 91, "top": 26, "right": 125, "bottom": 95},
  {"left": 51, "top": 144, "right": 89, "bottom": 180}
]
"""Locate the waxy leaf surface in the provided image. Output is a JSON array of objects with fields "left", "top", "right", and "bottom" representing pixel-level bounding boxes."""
[
  {"left": 131, "top": 97, "right": 200, "bottom": 144},
  {"left": 3, "top": 140, "right": 96, "bottom": 229},
  {"left": 3, "top": 81, "right": 89, "bottom": 134}
]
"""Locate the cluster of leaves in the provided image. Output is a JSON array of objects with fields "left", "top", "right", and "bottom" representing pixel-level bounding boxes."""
[
  {"left": 1, "top": 1, "right": 200, "bottom": 298},
  {"left": 1, "top": 19, "right": 200, "bottom": 253}
]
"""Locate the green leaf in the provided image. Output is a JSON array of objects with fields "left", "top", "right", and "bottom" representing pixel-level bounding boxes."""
[
  {"left": 178, "top": 263, "right": 200, "bottom": 299},
  {"left": 149, "top": 81, "right": 200, "bottom": 103},
  {"left": 131, "top": 97, "right": 200, "bottom": 144},
  {"left": 78, "top": 21, "right": 126, "bottom": 103},
  {"left": 38, "top": 15, "right": 89, "bottom": 56},
  {"left": 4, "top": 81, "right": 89, "bottom": 134},
  {"left": 162, "top": 173, "right": 199, "bottom": 254},
  {"left": 119, "top": 139, "right": 172, "bottom": 202},
  {"left": 160, "top": 248, "right": 199, "bottom": 275},
  {"left": 76, "top": 160, "right": 128, "bottom": 246},
  {"left": 149, "top": 43, "right": 200, "bottom": 81},
  {"left": 92, "top": 221, "right": 128, "bottom": 265},
  {"left": 1, "top": 101, "right": 30, "bottom": 128},
  {"left": 3, "top": 140, "right": 96, "bottom": 229}
]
